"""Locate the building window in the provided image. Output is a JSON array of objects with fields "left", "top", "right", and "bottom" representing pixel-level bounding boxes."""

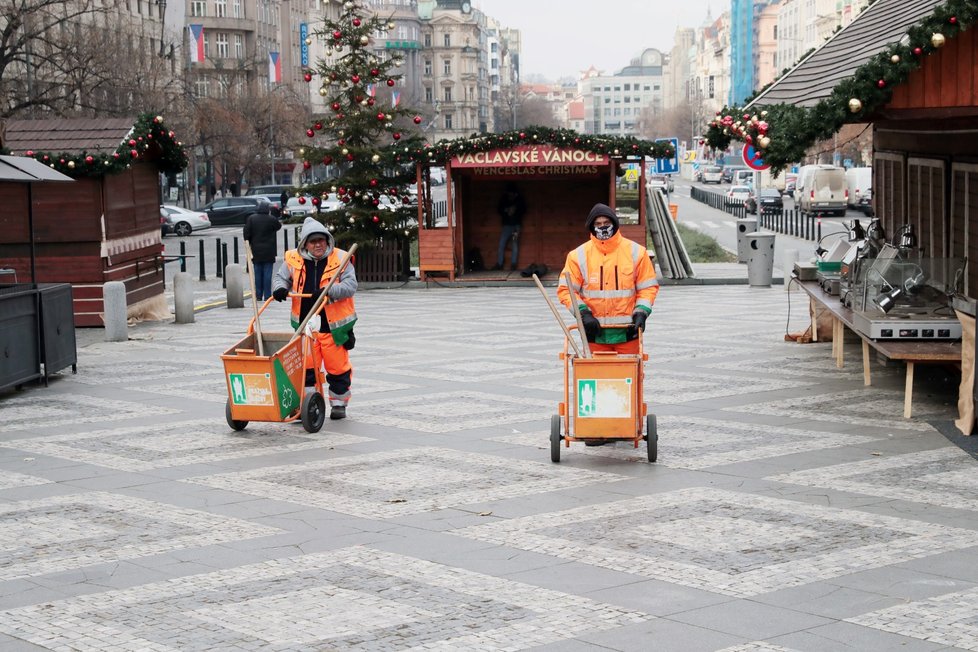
[
  {"left": 425, "top": 87, "right": 433, "bottom": 102},
  {"left": 194, "top": 78, "right": 209, "bottom": 98},
  {"left": 234, "top": 34, "right": 244, "bottom": 59},
  {"left": 490, "top": 42, "right": 497, "bottom": 53},
  {"left": 215, "top": 0, "right": 227, "bottom": 17},
  {"left": 443, "top": 33, "right": 450, "bottom": 47},
  {"left": 708, "top": 75, "right": 715, "bottom": 99},
  {"left": 216, "top": 74, "right": 230, "bottom": 98},
  {"left": 233, "top": 0, "right": 241, "bottom": 18},
  {"left": 424, "top": 33, "right": 431, "bottom": 47},
  {"left": 444, "top": 113, "right": 453, "bottom": 129},
  {"left": 443, "top": 87, "right": 452, "bottom": 102},
  {"left": 624, "top": 83, "right": 630, "bottom": 91},
  {"left": 424, "top": 59, "right": 432, "bottom": 75},
  {"left": 190, "top": 1, "right": 206, "bottom": 17},
  {"left": 216, "top": 33, "right": 229, "bottom": 58},
  {"left": 443, "top": 58, "right": 451, "bottom": 75}
]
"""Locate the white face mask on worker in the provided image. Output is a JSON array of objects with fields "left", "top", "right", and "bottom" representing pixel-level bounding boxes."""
[{"left": 594, "top": 225, "right": 615, "bottom": 240}]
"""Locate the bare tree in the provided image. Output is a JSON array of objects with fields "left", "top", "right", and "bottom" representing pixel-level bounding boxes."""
[
  {"left": 516, "top": 96, "right": 558, "bottom": 129},
  {"left": 0, "top": 0, "right": 117, "bottom": 118}
]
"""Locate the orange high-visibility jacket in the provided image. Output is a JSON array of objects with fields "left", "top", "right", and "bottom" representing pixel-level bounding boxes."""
[
  {"left": 557, "top": 232, "right": 658, "bottom": 327},
  {"left": 283, "top": 249, "right": 357, "bottom": 344}
]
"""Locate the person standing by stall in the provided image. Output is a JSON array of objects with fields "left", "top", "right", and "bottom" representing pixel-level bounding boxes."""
[
  {"left": 272, "top": 217, "right": 357, "bottom": 420},
  {"left": 243, "top": 200, "right": 281, "bottom": 301},
  {"left": 493, "top": 182, "right": 526, "bottom": 271},
  {"left": 557, "top": 203, "right": 658, "bottom": 355}
]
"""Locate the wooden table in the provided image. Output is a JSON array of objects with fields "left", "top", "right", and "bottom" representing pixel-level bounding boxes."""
[{"left": 798, "top": 280, "right": 961, "bottom": 417}]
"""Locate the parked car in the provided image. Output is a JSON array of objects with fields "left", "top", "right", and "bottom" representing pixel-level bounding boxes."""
[
  {"left": 161, "top": 205, "right": 211, "bottom": 236},
  {"left": 202, "top": 197, "right": 263, "bottom": 225},
  {"left": 722, "top": 166, "right": 747, "bottom": 184},
  {"left": 245, "top": 184, "right": 292, "bottom": 199},
  {"left": 250, "top": 192, "right": 286, "bottom": 209},
  {"left": 857, "top": 188, "right": 874, "bottom": 216},
  {"left": 160, "top": 213, "right": 171, "bottom": 237},
  {"left": 726, "top": 185, "right": 752, "bottom": 207},
  {"left": 745, "top": 188, "right": 784, "bottom": 214},
  {"left": 282, "top": 196, "right": 319, "bottom": 220},
  {"left": 648, "top": 174, "right": 674, "bottom": 193}
]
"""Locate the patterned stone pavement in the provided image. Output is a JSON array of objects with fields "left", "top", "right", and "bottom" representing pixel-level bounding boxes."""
[{"left": 1, "top": 283, "right": 975, "bottom": 651}]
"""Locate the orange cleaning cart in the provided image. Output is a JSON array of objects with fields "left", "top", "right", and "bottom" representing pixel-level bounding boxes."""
[
  {"left": 221, "top": 298, "right": 327, "bottom": 433},
  {"left": 550, "top": 326, "right": 657, "bottom": 463}
]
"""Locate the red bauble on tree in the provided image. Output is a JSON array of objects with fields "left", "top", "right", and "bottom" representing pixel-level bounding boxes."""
[
  {"left": 303, "top": 71, "right": 313, "bottom": 82},
  {"left": 303, "top": 161, "right": 312, "bottom": 170},
  {"left": 306, "top": 129, "right": 315, "bottom": 138},
  {"left": 352, "top": 18, "right": 361, "bottom": 26},
  {"left": 393, "top": 133, "right": 401, "bottom": 140},
  {"left": 877, "top": 79, "right": 886, "bottom": 88},
  {"left": 85, "top": 156, "right": 94, "bottom": 164},
  {"left": 376, "top": 112, "right": 386, "bottom": 121},
  {"left": 298, "top": 196, "right": 306, "bottom": 205},
  {"left": 332, "top": 30, "right": 342, "bottom": 40},
  {"left": 311, "top": 197, "right": 321, "bottom": 206},
  {"left": 370, "top": 68, "right": 380, "bottom": 76},
  {"left": 351, "top": 74, "right": 360, "bottom": 84},
  {"left": 386, "top": 79, "right": 395, "bottom": 87},
  {"left": 413, "top": 116, "right": 422, "bottom": 124},
  {"left": 913, "top": 47, "right": 923, "bottom": 56}
]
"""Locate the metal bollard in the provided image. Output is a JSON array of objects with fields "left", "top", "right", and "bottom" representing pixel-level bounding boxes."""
[
  {"left": 174, "top": 272, "right": 194, "bottom": 323},
  {"left": 226, "top": 264, "right": 244, "bottom": 308},
  {"left": 283, "top": 228, "right": 289, "bottom": 253},
  {"left": 179, "top": 241, "right": 187, "bottom": 273},
  {"left": 198, "top": 239, "right": 206, "bottom": 281},
  {"left": 215, "top": 238, "right": 223, "bottom": 278},
  {"left": 222, "top": 243, "right": 229, "bottom": 289},
  {"left": 233, "top": 236, "right": 239, "bottom": 264},
  {"left": 103, "top": 281, "right": 128, "bottom": 342}
]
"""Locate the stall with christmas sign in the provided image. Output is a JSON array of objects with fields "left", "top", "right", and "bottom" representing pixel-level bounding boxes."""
[
  {"left": 0, "top": 114, "right": 188, "bottom": 326},
  {"left": 293, "top": 1, "right": 674, "bottom": 281}
]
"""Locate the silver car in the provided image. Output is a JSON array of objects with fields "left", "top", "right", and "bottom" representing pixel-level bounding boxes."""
[{"left": 161, "top": 205, "right": 211, "bottom": 236}]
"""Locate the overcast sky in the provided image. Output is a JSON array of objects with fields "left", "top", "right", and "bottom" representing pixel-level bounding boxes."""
[{"left": 474, "top": 0, "right": 719, "bottom": 81}]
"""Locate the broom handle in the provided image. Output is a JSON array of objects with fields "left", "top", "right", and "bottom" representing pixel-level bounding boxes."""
[
  {"left": 564, "top": 272, "right": 592, "bottom": 358},
  {"left": 243, "top": 241, "right": 264, "bottom": 356},
  {"left": 531, "top": 274, "right": 582, "bottom": 358}
]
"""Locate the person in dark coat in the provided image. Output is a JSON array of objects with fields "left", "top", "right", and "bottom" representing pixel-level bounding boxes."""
[
  {"left": 243, "top": 200, "right": 282, "bottom": 301},
  {"left": 493, "top": 182, "right": 526, "bottom": 271}
]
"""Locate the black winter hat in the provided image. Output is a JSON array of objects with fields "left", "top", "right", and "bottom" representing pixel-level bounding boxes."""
[{"left": 585, "top": 203, "right": 619, "bottom": 234}]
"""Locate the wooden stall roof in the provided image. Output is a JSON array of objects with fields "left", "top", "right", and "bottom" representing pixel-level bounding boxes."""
[
  {"left": 2, "top": 117, "right": 136, "bottom": 156},
  {"left": 748, "top": 0, "right": 942, "bottom": 109}
]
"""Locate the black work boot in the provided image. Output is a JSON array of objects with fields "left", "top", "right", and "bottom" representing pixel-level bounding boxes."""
[{"left": 330, "top": 405, "right": 346, "bottom": 420}]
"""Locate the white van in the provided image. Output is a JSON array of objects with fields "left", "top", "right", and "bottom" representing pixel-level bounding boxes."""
[
  {"left": 844, "top": 167, "right": 872, "bottom": 207},
  {"left": 798, "top": 165, "right": 847, "bottom": 216},
  {"left": 701, "top": 164, "right": 723, "bottom": 184},
  {"left": 733, "top": 169, "right": 755, "bottom": 187}
]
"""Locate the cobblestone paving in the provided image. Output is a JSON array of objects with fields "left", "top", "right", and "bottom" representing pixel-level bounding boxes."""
[{"left": 1, "top": 283, "right": 975, "bottom": 651}]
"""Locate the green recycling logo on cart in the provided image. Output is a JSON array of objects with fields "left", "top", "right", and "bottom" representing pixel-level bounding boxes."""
[
  {"left": 274, "top": 358, "right": 301, "bottom": 419},
  {"left": 577, "top": 378, "right": 631, "bottom": 418}
]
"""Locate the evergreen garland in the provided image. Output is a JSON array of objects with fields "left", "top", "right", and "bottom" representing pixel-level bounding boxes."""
[
  {"left": 704, "top": 0, "right": 977, "bottom": 173},
  {"left": 7, "top": 113, "right": 188, "bottom": 178}
]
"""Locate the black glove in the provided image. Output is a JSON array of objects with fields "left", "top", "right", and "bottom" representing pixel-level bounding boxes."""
[
  {"left": 626, "top": 310, "right": 649, "bottom": 340},
  {"left": 272, "top": 287, "right": 288, "bottom": 302},
  {"left": 342, "top": 331, "right": 356, "bottom": 350},
  {"left": 580, "top": 309, "right": 602, "bottom": 342}
]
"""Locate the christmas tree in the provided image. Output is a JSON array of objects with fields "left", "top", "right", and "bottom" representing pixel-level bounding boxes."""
[{"left": 298, "top": 1, "right": 426, "bottom": 249}]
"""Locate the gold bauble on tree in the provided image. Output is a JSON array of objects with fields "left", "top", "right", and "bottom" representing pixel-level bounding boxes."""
[
  {"left": 931, "top": 33, "right": 946, "bottom": 48},
  {"left": 890, "top": 54, "right": 901, "bottom": 63},
  {"left": 848, "top": 98, "right": 863, "bottom": 113},
  {"left": 758, "top": 136, "right": 771, "bottom": 149},
  {"left": 359, "top": 35, "right": 369, "bottom": 45}
]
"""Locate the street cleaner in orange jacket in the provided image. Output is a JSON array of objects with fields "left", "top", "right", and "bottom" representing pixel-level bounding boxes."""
[
  {"left": 557, "top": 203, "right": 659, "bottom": 356},
  {"left": 271, "top": 217, "right": 357, "bottom": 421}
]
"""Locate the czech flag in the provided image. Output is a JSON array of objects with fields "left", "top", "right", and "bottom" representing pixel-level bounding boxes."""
[
  {"left": 391, "top": 90, "right": 401, "bottom": 107},
  {"left": 188, "top": 24, "right": 205, "bottom": 63},
  {"left": 365, "top": 83, "right": 376, "bottom": 98},
  {"left": 268, "top": 51, "right": 282, "bottom": 84}
]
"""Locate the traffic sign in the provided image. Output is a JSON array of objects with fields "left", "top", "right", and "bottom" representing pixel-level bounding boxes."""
[
  {"left": 742, "top": 144, "right": 770, "bottom": 171},
  {"left": 655, "top": 137, "right": 680, "bottom": 175}
]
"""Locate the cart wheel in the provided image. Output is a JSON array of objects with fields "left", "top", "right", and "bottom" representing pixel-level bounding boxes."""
[
  {"left": 550, "top": 414, "right": 562, "bottom": 463},
  {"left": 301, "top": 392, "right": 326, "bottom": 433},
  {"left": 646, "top": 414, "right": 658, "bottom": 463},
  {"left": 226, "top": 399, "right": 248, "bottom": 431}
]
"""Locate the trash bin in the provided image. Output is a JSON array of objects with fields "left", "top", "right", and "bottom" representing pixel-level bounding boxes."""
[
  {"left": 736, "top": 218, "right": 758, "bottom": 263},
  {"left": 747, "top": 232, "right": 776, "bottom": 287}
]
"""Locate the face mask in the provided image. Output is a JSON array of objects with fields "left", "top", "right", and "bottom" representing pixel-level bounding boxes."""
[{"left": 594, "top": 224, "right": 615, "bottom": 240}]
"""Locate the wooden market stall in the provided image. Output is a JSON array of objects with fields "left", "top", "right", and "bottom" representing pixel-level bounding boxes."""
[
  {"left": 0, "top": 115, "right": 187, "bottom": 326},
  {"left": 416, "top": 142, "right": 656, "bottom": 281}
]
